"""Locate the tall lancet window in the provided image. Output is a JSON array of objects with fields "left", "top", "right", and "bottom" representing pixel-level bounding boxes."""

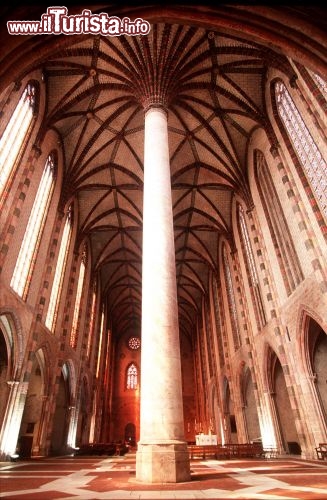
[
  {"left": 310, "top": 72, "right": 327, "bottom": 95},
  {"left": 87, "top": 279, "right": 97, "bottom": 359},
  {"left": 254, "top": 149, "right": 304, "bottom": 296},
  {"left": 212, "top": 276, "right": 225, "bottom": 369},
  {"left": 275, "top": 80, "right": 327, "bottom": 217},
  {"left": 238, "top": 205, "right": 266, "bottom": 329},
  {"left": 45, "top": 205, "right": 73, "bottom": 332},
  {"left": 126, "top": 363, "right": 138, "bottom": 390},
  {"left": 70, "top": 244, "right": 87, "bottom": 349},
  {"left": 96, "top": 305, "right": 105, "bottom": 378},
  {"left": 222, "top": 244, "right": 241, "bottom": 351},
  {"left": 11, "top": 153, "right": 55, "bottom": 299},
  {"left": 0, "top": 82, "right": 37, "bottom": 198}
]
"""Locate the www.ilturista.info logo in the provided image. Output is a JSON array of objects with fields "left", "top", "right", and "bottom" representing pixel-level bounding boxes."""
[{"left": 7, "top": 6, "right": 151, "bottom": 36}]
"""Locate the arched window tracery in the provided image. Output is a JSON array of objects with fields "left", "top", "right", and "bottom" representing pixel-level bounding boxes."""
[
  {"left": 275, "top": 80, "right": 326, "bottom": 218},
  {"left": 238, "top": 205, "right": 266, "bottom": 329},
  {"left": 0, "top": 82, "right": 37, "bottom": 198},
  {"left": 310, "top": 72, "right": 327, "bottom": 96},
  {"left": 254, "top": 149, "right": 303, "bottom": 296},
  {"left": 222, "top": 243, "right": 241, "bottom": 351},
  {"left": 10, "top": 153, "right": 55, "bottom": 299},
  {"left": 70, "top": 244, "right": 87, "bottom": 349},
  {"left": 126, "top": 363, "right": 138, "bottom": 390},
  {"left": 45, "top": 205, "right": 73, "bottom": 332},
  {"left": 86, "top": 278, "right": 97, "bottom": 359}
]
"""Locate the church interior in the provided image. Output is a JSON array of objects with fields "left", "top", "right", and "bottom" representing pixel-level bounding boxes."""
[{"left": 0, "top": 2, "right": 327, "bottom": 497}]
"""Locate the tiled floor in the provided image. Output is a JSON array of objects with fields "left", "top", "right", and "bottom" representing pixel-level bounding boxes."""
[{"left": 0, "top": 453, "right": 327, "bottom": 499}]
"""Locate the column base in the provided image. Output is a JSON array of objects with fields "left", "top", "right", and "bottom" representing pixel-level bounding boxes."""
[{"left": 136, "top": 441, "right": 191, "bottom": 483}]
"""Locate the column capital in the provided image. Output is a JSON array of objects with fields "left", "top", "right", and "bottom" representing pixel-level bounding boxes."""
[
  {"left": 142, "top": 97, "right": 168, "bottom": 116},
  {"left": 6, "top": 380, "right": 20, "bottom": 387}
]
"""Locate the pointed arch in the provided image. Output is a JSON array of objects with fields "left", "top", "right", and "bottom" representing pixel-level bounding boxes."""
[
  {"left": 253, "top": 148, "right": 304, "bottom": 296},
  {"left": 126, "top": 362, "right": 138, "bottom": 390},
  {"left": 0, "top": 311, "right": 24, "bottom": 379},
  {"left": 297, "top": 307, "right": 327, "bottom": 378},
  {"left": 45, "top": 204, "right": 73, "bottom": 332},
  {"left": 222, "top": 242, "right": 241, "bottom": 351},
  {"left": 237, "top": 203, "right": 266, "bottom": 329},
  {"left": 263, "top": 342, "right": 279, "bottom": 394},
  {"left": 70, "top": 242, "right": 88, "bottom": 349},
  {"left": 11, "top": 152, "right": 56, "bottom": 300},
  {"left": 272, "top": 78, "right": 327, "bottom": 225},
  {"left": 297, "top": 309, "right": 327, "bottom": 428},
  {"left": 62, "top": 360, "right": 77, "bottom": 402},
  {"left": 0, "top": 81, "right": 39, "bottom": 199}
]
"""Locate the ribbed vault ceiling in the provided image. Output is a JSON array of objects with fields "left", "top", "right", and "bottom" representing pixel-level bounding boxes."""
[{"left": 37, "top": 23, "right": 295, "bottom": 340}]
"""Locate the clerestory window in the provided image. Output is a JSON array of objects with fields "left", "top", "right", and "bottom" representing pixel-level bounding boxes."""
[
  {"left": 238, "top": 205, "right": 266, "bottom": 329},
  {"left": 10, "top": 153, "right": 55, "bottom": 299},
  {"left": 70, "top": 244, "right": 87, "bottom": 349},
  {"left": 86, "top": 279, "right": 97, "bottom": 359},
  {"left": 310, "top": 71, "right": 327, "bottom": 96},
  {"left": 0, "top": 82, "right": 37, "bottom": 198},
  {"left": 222, "top": 244, "right": 241, "bottom": 351},
  {"left": 254, "top": 149, "right": 303, "bottom": 296},
  {"left": 45, "top": 205, "right": 73, "bottom": 332},
  {"left": 275, "top": 80, "right": 327, "bottom": 217}
]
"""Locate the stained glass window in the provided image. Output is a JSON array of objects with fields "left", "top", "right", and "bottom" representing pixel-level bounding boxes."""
[
  {"left": 222, "top": 244, "right": 241, "bottom": 351},
  {"left": 45, "top": 206, "right": 72, "bottom": 332},
  {"left": 0, "top": 83, "right": 36, "bottom": 198},
  {"left": 212, "top": 276, "right": 225, "bottom": 368},
  {"left": 238, "top": 206, "right": 259, "bottom": 287},
  {"left": 96, "top": 306, "right": 105, "bottom": 378},
  {"left": 11, "top": 154, "right": 55, "bottom": 299},
  {"left": 86, "top": 280, "right": 97, "bottom": 359},
  {"left": 70, "top": 245, "right": 87, "bottom": 348},
  {"left": 128, "top": 337, "right": 140, "bottom": 350},
  {"left": 254, "top": 149, "right": 303, "bottom": 295},
  {"left": 275, "top": 80, "right": 327, "bottom": 217},
  {"left": 311, "top": 72, "right": 327, "bottom": 95},
  {"left": 238, "top": 205, "right": 266, "bottom": 328},
  {"left": 127, "top": 363, "right": 138, "bottom": 390}
]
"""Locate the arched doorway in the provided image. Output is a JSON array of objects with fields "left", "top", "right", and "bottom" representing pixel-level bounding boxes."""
[
  {"left": 124, "top": 422, "right": 136, "bottom": 447},
  {"left": 305, "top": 318, "right": 327, "bottom": 422},
  {"left": 17, "top": 350, "right": 46, "bottom": 458},
  {"left": 242, "top": 366, "right": 261, "bottom": 443},
  {"left": 0, "top": 312, "right": 24, "bottom": 460},
  {"left": 209, "top": 381, "right": 223, "bottom": 442},
  {"left": 223, "top": 378, "right": 238, "bottom": 444},
  {"left": 0, "top": 330, "right": 9, "bottom": 430},
  {"left": 269, "top": 350, "right": 301, "bottom": 455},
  {"left": 76, "top": 377, "right": 89, "bottom": 447},
  {"left": 50, "top": 368, "right": 70, "bottom": 455},
  {"left": 314, "top": 330, "right": 327, "bottom": 420}
]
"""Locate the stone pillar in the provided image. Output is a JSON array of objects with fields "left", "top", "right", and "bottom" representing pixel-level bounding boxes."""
[
  {"left": 136, "top": 105, "right": 191, "bottom": 483},
  {"left": 0, "top": 381, "right": 28, "bottom": 460}
]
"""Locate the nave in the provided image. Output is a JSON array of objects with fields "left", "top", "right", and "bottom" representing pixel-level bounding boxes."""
[
  {"left": 0, "top": 2, "right": 327, "bottom": 484},
  {"left": 1, "top": 453, "right": 327, "bottom": 499}
]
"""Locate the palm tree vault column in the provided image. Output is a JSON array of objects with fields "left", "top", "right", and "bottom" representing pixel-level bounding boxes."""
[{"left": 136, "top": 105, "right": 191, "bottom": 483}]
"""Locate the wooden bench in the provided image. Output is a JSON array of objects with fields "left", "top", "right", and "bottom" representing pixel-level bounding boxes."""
[
  {"left": 226, "top": 443, "right": 264, "bottom": 458},
  {"left": 187, "top": 443, "right": 264, "bottom": 460},
  {"left": 315, "top": 443, "right": 327, "bottom": 460},
  {"left": 188, "top": 445, "right": 229, "bottom": 460},
  {"left": 74, "top": 442, "right": 128, "bottom": 456}
]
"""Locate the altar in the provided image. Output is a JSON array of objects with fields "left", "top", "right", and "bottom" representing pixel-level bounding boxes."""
[{"left": 195, "top": 434, "right": 217, "bottom": 445}]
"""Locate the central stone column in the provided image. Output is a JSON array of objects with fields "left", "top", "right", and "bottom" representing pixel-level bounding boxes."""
[{"left": 136, "top": 105, "right": 191, "bottom": 483}]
